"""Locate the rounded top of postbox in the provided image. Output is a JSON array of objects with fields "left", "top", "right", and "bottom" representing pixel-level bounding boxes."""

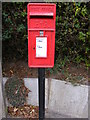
[
  {"left": 28, "top": 3, "right": 56, "bottom": 6},
  {"left": 27, "top": 3, "right": 56, "bottom": 13}
]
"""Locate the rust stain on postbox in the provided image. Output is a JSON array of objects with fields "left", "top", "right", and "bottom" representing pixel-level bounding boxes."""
[{"left": 27, "top": 3, "right": 56, "bottom": 68}]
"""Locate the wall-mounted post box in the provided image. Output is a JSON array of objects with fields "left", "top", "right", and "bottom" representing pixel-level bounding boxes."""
[{"left": 27, "top": 3, "right": 56, "bottom": 68}]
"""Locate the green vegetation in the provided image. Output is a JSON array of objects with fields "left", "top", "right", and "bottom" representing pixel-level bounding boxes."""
[
  {"left": 2, "top": 2, "right": 90, "bottom": 69},
  {"left": 55, "top": 3, "right": 90, "bottom": 68},
  {"left": 2, "top": 3, "right": 28, "bottom": 61}
]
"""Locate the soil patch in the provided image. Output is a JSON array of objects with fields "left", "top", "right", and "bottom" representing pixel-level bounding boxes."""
[
  {"left": 2, "top": 60, "right": 89, "bottom": 85},
  {"left": 8, "top": 104, "right": 39, "bottom": 118}
]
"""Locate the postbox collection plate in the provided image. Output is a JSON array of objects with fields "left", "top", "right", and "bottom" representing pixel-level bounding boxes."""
[
  {"left": 36, "top": 37, "right": 47, "bottom": 58},
  {"left": 27, "top": 3, "right": 56, "bottom": 68}
]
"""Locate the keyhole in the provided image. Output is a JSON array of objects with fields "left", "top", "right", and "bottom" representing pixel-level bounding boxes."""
[{"left": 33, "top": 47, "right": 35, "bottom": 50}]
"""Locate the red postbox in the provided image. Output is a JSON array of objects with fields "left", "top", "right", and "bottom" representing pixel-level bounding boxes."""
[{"left": 27, "top": 3, "right": 56, "bottom": 68}]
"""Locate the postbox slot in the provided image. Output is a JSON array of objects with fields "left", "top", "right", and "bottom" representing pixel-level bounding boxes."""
[{"left": 30, "top": 12, "right": 53, "bottom": 18}]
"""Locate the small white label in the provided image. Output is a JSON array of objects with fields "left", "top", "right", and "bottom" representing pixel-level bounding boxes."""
[{"left": 36, "top": 37, "right": 47, "bottom": 57}]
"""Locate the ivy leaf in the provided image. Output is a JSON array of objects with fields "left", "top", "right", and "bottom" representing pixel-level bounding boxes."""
[
  {"left": 81, "top": 5, "right": 87, "bottom": 17},
  {"left": 79, "top": 31, "right": 86, "bottom": 42},
  {"left": 17, "top": 24, "right": 25, "bottom": 32}
]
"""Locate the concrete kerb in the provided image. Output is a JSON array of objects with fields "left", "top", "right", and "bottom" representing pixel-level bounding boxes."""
[{"left": 3, "top": 77, "right": 88, "bottom": 118}]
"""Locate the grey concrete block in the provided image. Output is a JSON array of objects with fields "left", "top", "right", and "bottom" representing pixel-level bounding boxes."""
[
  {"left": 46, "top": 79, "right": 88, "bottom": 118},
  {"left": 24, "top": 78, "right": 38, "bottom": 106}
]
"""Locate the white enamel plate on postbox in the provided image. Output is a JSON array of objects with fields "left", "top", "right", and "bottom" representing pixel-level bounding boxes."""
[{"left": 36, "top": 37, "right": 47, "bottom": 58}]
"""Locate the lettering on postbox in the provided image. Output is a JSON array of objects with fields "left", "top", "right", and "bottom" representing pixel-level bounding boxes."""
[{"left": 27, "top": 3, "right": 56, "bottom": 68}]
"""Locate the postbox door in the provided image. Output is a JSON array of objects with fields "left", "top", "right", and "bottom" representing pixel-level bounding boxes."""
[{"left": 28, "top": 30, "right": 55, "bottom": 67}]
